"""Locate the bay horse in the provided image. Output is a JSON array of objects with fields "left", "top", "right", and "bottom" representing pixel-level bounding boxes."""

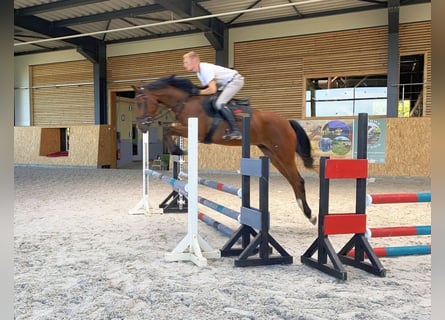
[{"left": 133, "top": 75, "right": 316, "bottom": 225}]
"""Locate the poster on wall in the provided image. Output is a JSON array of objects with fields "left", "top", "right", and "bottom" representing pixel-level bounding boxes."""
[
  {"left": 298, "top": 117, "right": 387, "bottom": 164},
  {"left": 298, "top": 119, "right": 354, "bottom": 162},
  {"left": 352, "top": 118, "right": 387, "bottom": 163}
]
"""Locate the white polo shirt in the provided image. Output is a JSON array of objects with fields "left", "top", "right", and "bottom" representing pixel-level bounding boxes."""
[{"left": 197, "top": 62, "right": 238, "bottom": 89}]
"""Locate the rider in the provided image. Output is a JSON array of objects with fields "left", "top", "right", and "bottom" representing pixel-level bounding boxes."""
[{"left": 183, "top": 51, "right": 243, "bottom": 140}]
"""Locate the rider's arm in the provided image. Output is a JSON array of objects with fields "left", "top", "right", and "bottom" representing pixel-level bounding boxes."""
[{"left": 198, "top": 79, "right": 217, "bottom": 95}]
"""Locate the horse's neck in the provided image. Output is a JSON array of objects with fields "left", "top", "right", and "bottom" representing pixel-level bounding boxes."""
[
  {"left": 154, "top": 90, "right": 189, "bottom": 118},
  {"left": 157, "top": 91, "right": 184, "bottom": 108}
]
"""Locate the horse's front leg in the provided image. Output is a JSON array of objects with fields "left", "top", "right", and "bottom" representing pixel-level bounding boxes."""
[{"left": 163, "top": 124, "right": 189, "bottom": 155}]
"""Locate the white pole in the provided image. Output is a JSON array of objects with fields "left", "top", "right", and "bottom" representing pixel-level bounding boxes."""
[
  {"left": 187, "top": 119, "right": 198, "bottom": 236},
  {"left": 142, "top": 131, "right": 149, "bottom": 212},
  {"left": 178, "top": 136, "right": 185, "bottom": 210},
  {"left": 129, "top": 131, "right": 151, "bottom": 215},
  {"left": 165, "top": 118, "right": 220, "bottom": 266}
]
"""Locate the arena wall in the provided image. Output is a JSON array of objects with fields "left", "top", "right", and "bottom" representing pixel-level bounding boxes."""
[
  {"left": 194, "top": 117, "right": 431, "bottom": 177},
  {"left": 14, "top": 125, "right": 115, "bottom": 168}
]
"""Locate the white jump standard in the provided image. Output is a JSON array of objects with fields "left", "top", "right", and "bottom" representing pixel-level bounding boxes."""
[
  {"left": 150, "top": 116, "right": 293, "bottom": 267},
  {"left": 164, "top": 118, "right": 221, "bottom": 266}
]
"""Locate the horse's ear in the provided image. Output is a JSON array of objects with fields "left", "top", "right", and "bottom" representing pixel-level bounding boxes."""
[
  {"left": 131, "top": 84, "right": 142, "bottom": 93},
  {"left": 132, "top": 84, "right": 144, "bottom": 93}
]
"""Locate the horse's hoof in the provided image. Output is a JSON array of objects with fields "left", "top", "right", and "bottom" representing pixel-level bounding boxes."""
[{"left": 309, "top": 216, "right": 317, "bottom": 225}]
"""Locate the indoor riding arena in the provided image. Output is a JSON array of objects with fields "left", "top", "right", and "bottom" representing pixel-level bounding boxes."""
[{"left": 14, "top": 1, "right": 431, "bottom": 319}]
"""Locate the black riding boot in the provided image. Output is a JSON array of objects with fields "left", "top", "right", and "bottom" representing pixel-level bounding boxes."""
[{"left": 219, "top": 105, "right": 242, "bottom": 140}]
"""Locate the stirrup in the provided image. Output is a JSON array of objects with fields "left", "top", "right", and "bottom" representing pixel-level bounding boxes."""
[{"left": 222, "top": 131, "right": 242, "bottom": 141}]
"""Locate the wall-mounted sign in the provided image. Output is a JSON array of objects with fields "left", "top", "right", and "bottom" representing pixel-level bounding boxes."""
[{"left": 298, "top": 117, "right": 387, "bottom": 164}]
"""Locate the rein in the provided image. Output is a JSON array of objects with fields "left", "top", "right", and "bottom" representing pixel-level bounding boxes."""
[{"left": 139, "top": 108, "right": 172, "bottom": 125}]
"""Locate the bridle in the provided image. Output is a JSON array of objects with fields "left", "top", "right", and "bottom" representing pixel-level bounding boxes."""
[
  {"left": 135, "top": 85, "right": 192, "bottom": 132},
  {"left": 135, "top": 88, "right": 171, "bottom": 127}
]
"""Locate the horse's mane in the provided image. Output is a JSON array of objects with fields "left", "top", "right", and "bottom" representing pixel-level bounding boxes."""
[{"left": 145, "top": 75, "right": 197, "bottom": 95}]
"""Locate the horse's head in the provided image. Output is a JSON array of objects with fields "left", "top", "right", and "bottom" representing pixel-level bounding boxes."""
[
  {"left": 132, "top": 85, "right": 160, "bottom": 133},
  {"left": 133, "top": 75, "right": 200, "bottom": 132}
]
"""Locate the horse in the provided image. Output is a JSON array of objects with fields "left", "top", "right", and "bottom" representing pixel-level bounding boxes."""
[{"left": 133, "top": 75, "right": 317, "bottom": 225}]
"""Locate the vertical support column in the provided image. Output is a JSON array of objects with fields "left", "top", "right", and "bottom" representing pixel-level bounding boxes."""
[
  {"left": 387, "top": 0, "right": 400, "bottom": 117},
  {"left": 317, "top": 156, "right": 331, "bottom": 266},
  {"left": 220, "top": 116, "right": 256, "bottom": 256},
  {"left": 241, "top": 116, "right": 252, "bottom": 249},
  {"left": 258, "top": 155, "right": 270, "bottom": 259},
  {"left": 214, "top": 28, "right": 229, "bottom": 66},
  {"left": 346, "top": 113, "right": 368, "bottom": 261},
  {"left": 356, "top": 113, "right": 368, "bottom": 214},
  {"left": 93, "top": 42, "right": 107, "bottom": 124}
]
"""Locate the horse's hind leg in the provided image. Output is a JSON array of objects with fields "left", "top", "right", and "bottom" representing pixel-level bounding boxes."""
[
  {"left": 285, "top": 168, "right": 316, "bottom": 225},
  {"left": 259, "top": 146, "right": 316, "bottom": 225},
  {"left": 295, "top": 175, "right": 315, "bottom": 225}
]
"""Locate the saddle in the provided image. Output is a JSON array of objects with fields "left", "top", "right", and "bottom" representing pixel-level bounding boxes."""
[
  {"left": 203, "top": 95, "right": 252, "bottom": 119},
  {"left": 201, "top": 95, "right": 252, "bottom": 144}
]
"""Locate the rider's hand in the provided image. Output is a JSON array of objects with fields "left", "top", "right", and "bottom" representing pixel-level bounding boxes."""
[{"left": 191, "top": 87, "right": 200, "bottom": 95}]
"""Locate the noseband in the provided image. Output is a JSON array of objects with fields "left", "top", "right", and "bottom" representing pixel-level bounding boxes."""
[
  {"left": 135, "top": 91, "right": 153, "bottom": 126},
  {"left": 135, "top": 89, "right": 169, "bottom": 127}
]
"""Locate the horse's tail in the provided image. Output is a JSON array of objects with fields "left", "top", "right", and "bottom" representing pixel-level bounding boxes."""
[{"left": 289, "top": 120, "right": 314, "bottom": 169}]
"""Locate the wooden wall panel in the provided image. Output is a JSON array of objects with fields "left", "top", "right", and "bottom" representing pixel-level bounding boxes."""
[
  {"left": 107, "top": 46, "right": 215, "bottom": 91},
  {"left": 32, "top": 60, "right": 93, "bottom": 85},
  {"left": 234, "top": 22, "right": 431, "bottom": 119},
  {"left": 31, "top": 60, "right": 94, "bottom": 125},
  {"left": 368, "top": 117, "right": 431, "bottom": 176},
  {"left": 32, "top": 86, "right": 95, "bottom": 125},
  {"left": 235, "top": 27, "right": 388, "bottom": 119}
]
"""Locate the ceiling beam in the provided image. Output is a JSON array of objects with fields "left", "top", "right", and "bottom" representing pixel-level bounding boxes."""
[
  {"left": 227, "top": 0, "right": 263, "bottom": 25},
  {"left": 14, "top": 14, "right": 103, "bottom": 62},
  {"left": 15, "top": 0, "right": 109, "bottom": 16},
  {"left": 54, "top": 4, "right": 165, "bottom": 27},
  {"left": 358, "top": 0, "right": 387, "bottom": 4},
  {"left": 155, "top": 0, "right": 226, "bottom": 50},
  {"left": 288, "top": 0, "right": 304, "bottom": 17},
  {"left": 106, "top": 29, "right": 201, "bottom": 45}
]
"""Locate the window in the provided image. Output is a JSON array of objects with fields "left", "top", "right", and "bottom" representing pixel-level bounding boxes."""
[
  {"left": 399, "top": 54, "right": 424, "bottom": 117},
  {"left": 305, "top": 54, "right": 425, "bottom": 118},
  {"left": 305, "top": 75, "right": 387, "bottom": 117}
]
